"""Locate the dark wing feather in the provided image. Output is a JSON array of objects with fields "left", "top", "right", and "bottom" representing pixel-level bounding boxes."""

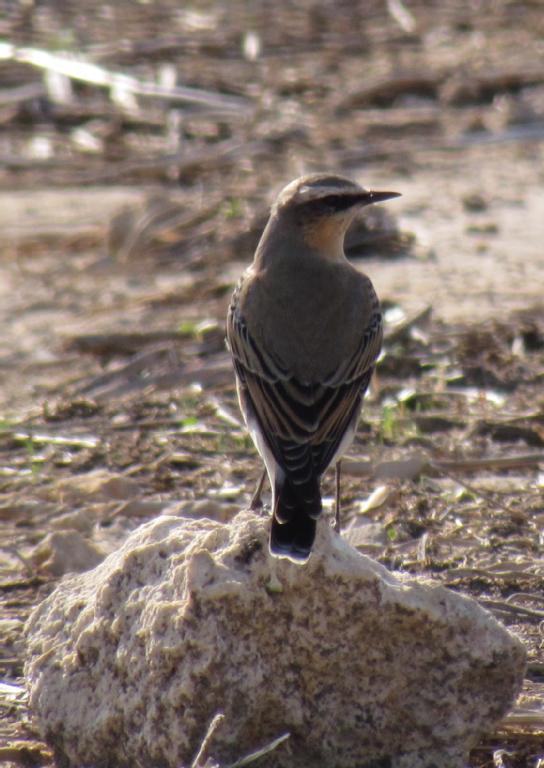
[{"left": 227, "top": 285, "right": 382, "bottom": 481}]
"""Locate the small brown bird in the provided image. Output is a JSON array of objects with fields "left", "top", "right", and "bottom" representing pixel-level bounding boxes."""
[{"left": 227, "top": 174, "right": 400, "bottom": 562}]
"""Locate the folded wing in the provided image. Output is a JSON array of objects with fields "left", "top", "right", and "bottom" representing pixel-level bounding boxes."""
[{"left": 227, "top": 288, "right": 383, "bottom": 482}]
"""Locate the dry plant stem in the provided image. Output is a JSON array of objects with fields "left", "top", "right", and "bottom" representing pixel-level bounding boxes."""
[
  {"left": 428, "top": 461, "right": 514, "bottom": 513},
  {"left": 72, "top": 350, "right": 231, "bottom": 399},
  {"left": 501, "top": 709, "right": 544, "bottom": 729},
  {"left": 0, "top": 43, "right": 251, "bottom": 114},
  {"left": 334, "top": 460, "right": 342, "bottom": 532},
  {"left": 386, "top": 0, "right": 417, "bottom": 33},
  {"left": 384, "top": 304, "right": 432, "bottom": 344},
  {"left": 478, "top": 599, "right": 544, "bottom": 622},
  {"left": 190, "top": 712, "right": 225, "bottom": 768},
  {"left": 343, "top": 452, "right": 544, "bottom": 481},
  {"left": 249, "top": 470, "right": 267, "bottom": 512},
  {"left": 227, "top": 732, "right": 290, "bottom": 767},
  {"left": 65, "top": 331, "right": 186, "bottom": 355},
  {"left": 75, "top": 345, "right": 173, "bottom": 395},
  {"left": 433, "top": 454, "right": 544, "bottom": 473}
]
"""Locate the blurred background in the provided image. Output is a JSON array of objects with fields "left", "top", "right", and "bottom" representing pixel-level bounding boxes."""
[
  {"left": 1, "top": 3, "right": 544, "bottom": 766},
  {"left": 1, "top": 1, "right": 544, "bottom": 407},
  {"left": 1, "top": 0, "right": 543, "bottom": 410}
]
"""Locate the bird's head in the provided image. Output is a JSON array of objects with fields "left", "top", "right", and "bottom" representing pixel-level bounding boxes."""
[{"left": 271, "top": 173, "right": 400, "bottom": 255}]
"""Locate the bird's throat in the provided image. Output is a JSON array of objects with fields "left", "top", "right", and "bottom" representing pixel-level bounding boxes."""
[{"left": 301, "top": 217, "right": 347, "bottom": 260}]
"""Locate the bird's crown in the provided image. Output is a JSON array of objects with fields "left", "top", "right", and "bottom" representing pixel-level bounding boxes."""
[
  {"left": 274, "top": 174, "right": 363, "bottom": 210},
  {"left": 273, "top": 174, "right": 400, "bottom": 215}
]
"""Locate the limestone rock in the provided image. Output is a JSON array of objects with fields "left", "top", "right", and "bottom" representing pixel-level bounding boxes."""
[
  {"left": 53, "top": 471, "right": 139, "bottom": 504},
  {"left": 50, "top": 508, "right": 97, "bottom": 535},
  {"left": 31, "top": 529, "right": 106, "bottom": 576},
  {"left": 25, "top": 510, "right": 526, "bottom": 768}
]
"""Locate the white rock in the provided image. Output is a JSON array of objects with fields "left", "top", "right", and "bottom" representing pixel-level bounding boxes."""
[
  {"left": 25, "top": 510, "right": 525, "bottom": 768},
  {"left": 174, "top": 498, "right": 239, "bottom": 523},
  {"left": 53, "top": 472, "right": 139, "bottom": 503},
  {"left": 31, "top": 530, "right": 105, "bottom": 576},
  {"left": 344, "top": 518, "right": 389, "bottom": 552},
  {"left": 50, "top": 507, "right": 97, "bottom": 534}
]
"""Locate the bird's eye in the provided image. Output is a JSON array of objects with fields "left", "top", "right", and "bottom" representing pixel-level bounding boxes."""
[
  {"left": 295, "top": 191, "right": 362, "bottom": 219},
  {"left": 322, "top": 195, "right": 343, "bottom": 207},
  {"left": 313, "top": 194, "right": 358, "bottom": 214}
]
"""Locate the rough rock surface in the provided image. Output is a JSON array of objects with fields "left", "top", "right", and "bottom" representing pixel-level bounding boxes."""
[{"left": 25, "top": 510, "right": 526, "bottom": 768}]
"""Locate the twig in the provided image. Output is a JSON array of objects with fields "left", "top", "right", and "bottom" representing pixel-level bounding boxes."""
[
  {"left": 191, "top": 712, "right": 225, "bottom": 768},
  {"left": 73, "top": 345, "right": 176, "bottom": 397},
  {"left": 343, "top": 452, "right": 544, "bottom": 481},
  {"left": 506, "top": 591, "right": 544, "bottom": 607},
  {"left": 342, "top": 454, "right": 427, "bottom": 480},
  {"left": 208, "top": 398, "right": 243, "bottom": 429},
  {"left": 434, "top": 454, "right": 544, "bottom": 472},
  {"left": 113, "top": 199, "right": 221, "bottom": 262},
  {"left": 65, "top": 331, "right": 186, "bottom": 357},
  {"left": 478, "top": 598, "right": 544, "bottom": 621},
  {"left": 0, "top": 81, "right": 45, "bottom": 106},
  {"left": 0, "top": 430, "right": 99, "bottom": 449},
  {"left": 227, "top": 732, "right": 290, "bottom": 768},
  {"left": 444, "top": 566, "right": 543, "bottom": 583},
  {"left": 384, "top": 305, "right": 432, "bottom": 344},
  {"left": 500, "top": 708, "right": 544, "bottom": 729},
  {"left": 386, "top": 0, "right": 417, "bottom": 34},
  {"left": 0, "top": 42, "right": 252, "bottom": 114},
  {"left": 189, "top": 712, "right": 289, "bottom": 768},
  {"left": 336, "top": 73, "right": 441, "bottom": 112},
  {"left": 416, "top": 531, "right": 429, "bottom": 564}
]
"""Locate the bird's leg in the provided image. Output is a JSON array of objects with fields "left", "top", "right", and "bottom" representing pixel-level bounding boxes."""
[
  {"left": 249, "top": 469, "right": 267, "bottom": 513},
  {"left": 334, "top": 460, "right": 342, "bottom": 532}
]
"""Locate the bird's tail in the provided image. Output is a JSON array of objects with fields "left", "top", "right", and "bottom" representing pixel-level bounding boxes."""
[{"left": 269, "top": 476, "right": 321, "bottom": 562}]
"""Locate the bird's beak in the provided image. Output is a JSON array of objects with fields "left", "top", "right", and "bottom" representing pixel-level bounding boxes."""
[{"left": 361, "top": 190, "right": 401, "bottom": 206}]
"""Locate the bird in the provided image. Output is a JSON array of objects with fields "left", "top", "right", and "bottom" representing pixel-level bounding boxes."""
[{"left": 226, "top": 173, "right": 400, "bottom": 562}]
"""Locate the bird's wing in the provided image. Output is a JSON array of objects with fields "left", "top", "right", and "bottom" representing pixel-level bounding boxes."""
[{"left": 227, "top": 290, "right": 382, "bottom": 478}]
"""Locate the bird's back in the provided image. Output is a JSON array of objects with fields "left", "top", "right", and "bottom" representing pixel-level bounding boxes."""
[{"left": 237, "top": 254, "right": 378, "bottom": 384}]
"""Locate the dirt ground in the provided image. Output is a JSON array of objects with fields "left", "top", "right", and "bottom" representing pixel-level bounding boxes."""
[{"left": 0, "top": 1, "right": 543, "bottom": 766}]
